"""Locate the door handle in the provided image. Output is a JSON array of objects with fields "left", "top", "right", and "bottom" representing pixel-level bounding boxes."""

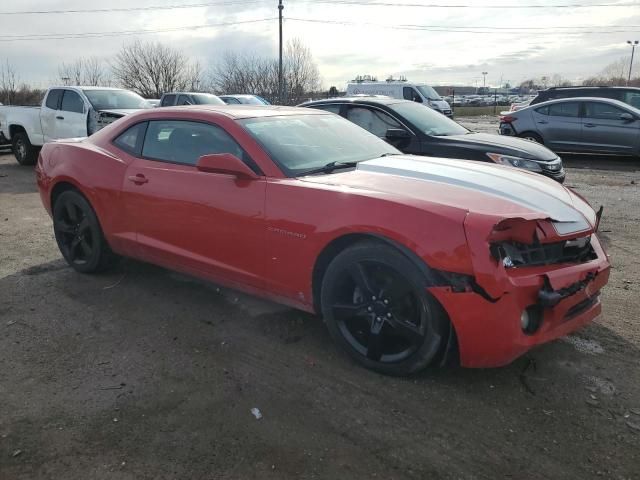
[
  {"left": 55, "top": 116, "right": 64, "bottom": 120},
  {"left": 127, "top": 174, "right": 148, "bottom": 185},
  {"left": 584, "top": 123, "right": 595, "bottom": 128},
  {"left": 537, "top": 120, "right": 548, "bottom": 124}
]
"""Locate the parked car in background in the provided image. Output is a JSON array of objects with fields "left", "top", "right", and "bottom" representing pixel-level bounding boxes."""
[
  {"left": 301, "top": 97, "right": 565, "bottom": 182},
  {"left": 530, "top": 86, "right": 640, "bottom": 109},
  {"left": 0, "top": 86, "right": 150, "bottom": 165},
  {"left": 499, "top": 97, "right": 640, "bottom": 156},
  {"left": 146, "top": 99, "right": 161, "bottom": 107},
  {"left": 35, "top": 104, "right": 609, "bottom": 375},
  {"left": 159, "top": 92, "right": 225, "bottom": 107},
  {"left": 346, "top": 80, "right": 452, "bottom": 117},
  {"left": 219, "top": 94, "right": 270, "bottom": 105}
]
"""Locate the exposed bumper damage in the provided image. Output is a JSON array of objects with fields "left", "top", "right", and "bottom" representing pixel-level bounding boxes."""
[{"left": 429, "top": 212, "right": 610, "bottom": 368}]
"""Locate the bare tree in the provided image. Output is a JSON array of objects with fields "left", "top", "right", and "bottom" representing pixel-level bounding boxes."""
[
  {"left": 57, "top": 57, "right": 109, "bottom": 86},
  {"left": 111, "top": 40, "right": 202, "bottom": 98},
  {"left": 210, "top": 38, "right": 321, "bottom": 105},
  {"left": 582, "top": 56, "right": 639, "bottom": 86},
  {"left": 0, "top": 59, "right": 18, "bottom": 104}
]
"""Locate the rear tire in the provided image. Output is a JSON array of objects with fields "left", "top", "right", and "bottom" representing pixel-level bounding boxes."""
[
  {"left": 519, "top": 131, "right": 543, "bottom": 144},
  {"left": 12, "top": 132, "right": 39, "bottom": 166},
  {"left": 52, "top": 190, "right": 118, "bottom": 273},
  {"left": 320, "top": 241, "right": 448, "bottom": 376}
]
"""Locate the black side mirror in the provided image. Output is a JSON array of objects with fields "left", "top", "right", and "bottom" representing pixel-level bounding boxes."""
[
  {"left": 386, "top": 128, "right": 410, "bottom": 139},
  {"left": 620, "top": 112, "right": 635, "bottom": 122}
]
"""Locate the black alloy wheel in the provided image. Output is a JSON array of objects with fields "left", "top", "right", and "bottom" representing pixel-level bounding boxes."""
[
  {"left": 53, "top": 190, "right": 116, "bottom": 273},
  {"left": 321, "top": 242, "right": 448, "bottom": 375}
]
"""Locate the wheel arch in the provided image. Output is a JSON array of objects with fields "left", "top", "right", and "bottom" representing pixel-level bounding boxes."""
[
  {"left": 311, "top": 232, "right": 439, "bottom": 314},
  {"left": 311, "top": 232, "right": 460, "bottom": 367},
  {"left": 9, "top": 124, "right": 27, "bottom": 139}
]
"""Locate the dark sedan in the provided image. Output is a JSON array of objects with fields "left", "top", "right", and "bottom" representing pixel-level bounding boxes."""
[{"left": 301, "top": 97, "right": 565, "bottom": 182}]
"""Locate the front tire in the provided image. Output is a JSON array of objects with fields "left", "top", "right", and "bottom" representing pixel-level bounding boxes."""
[
  {"left": 12, "top": 132, "right": 39, "bottom": 166},
  {"left": 52, "top": 190, "right": 117, "bottom": 273},
  {"left": 320, "top": 241, "right": 448, "bottom": 376}
]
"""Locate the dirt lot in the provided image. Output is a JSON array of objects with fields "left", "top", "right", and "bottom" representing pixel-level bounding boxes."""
[{"left": 1, "top": 133, "right": 639, "bottom": 479}]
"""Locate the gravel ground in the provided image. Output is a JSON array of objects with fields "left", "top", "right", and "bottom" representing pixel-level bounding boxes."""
[{"left": 1, "top": 140, "right": 639, "bottom": 479}]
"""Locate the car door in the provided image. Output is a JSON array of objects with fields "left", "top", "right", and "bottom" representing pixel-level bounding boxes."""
[
  {"left": 345, "top": 105, "right": 420, "bottom": 154},
  {"left": 40, "top": 89, "right": 63, "bottom": 142},
  {"left": 582, "top": 101, "right": 640, "bottom": 154},
  {"left": 534, "top": 101, "right": 583, "bottom": 150},
  {"left": 54, "top": 90, "right": 88, "bottom": 139},
  {"left": 122, "top": 119, "right": 267, "bottom": 288}
]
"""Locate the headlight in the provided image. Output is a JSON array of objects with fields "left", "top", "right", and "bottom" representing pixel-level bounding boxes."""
[{"left": 486, "top": 153, "right": 542, "bottom": 172}]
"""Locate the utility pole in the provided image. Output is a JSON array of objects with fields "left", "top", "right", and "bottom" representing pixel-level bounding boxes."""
[
  {"left": 482, "top": 71, "right": 488, "bottom": 93},
  {"left": 278, "top": 0, "right": 284, "bottom": 104},
  {"left": 627, "top": 40, "right": 639, "bottom": 85}
]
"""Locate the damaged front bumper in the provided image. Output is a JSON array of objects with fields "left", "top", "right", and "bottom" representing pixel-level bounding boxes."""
[{"left": 428, "top": 214, "right": 610, "bottom": 368}]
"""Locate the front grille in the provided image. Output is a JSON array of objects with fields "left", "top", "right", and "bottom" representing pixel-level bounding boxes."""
[{"left": 491, "top": 236, "right": 597, "bottom": 268}]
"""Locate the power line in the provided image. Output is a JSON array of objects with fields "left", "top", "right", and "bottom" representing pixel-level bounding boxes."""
[
  {"left": 0, "top": 1, "right": 264, "bottom": 15},
  {"left": 0, "top": 18, "right": 276, "bottom": 42},
  {"left": 1, "top": 0, "right": 637, "bottom": 15},
  {"left": 286, "top": 17, "right": 640, "bottom": 35},
  {"left": 310, "top": 0, "right": 640, "bottom": 8}
]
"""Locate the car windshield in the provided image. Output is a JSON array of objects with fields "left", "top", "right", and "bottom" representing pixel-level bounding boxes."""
[
  {"left": 239, "top": 114, "right": 400, "bottom": 176},
  {"left": 238, "top": 96, "right": 265, "bottom": 105},
  {"left": 191, "top": 94, "right": 225, "bottom": 105},
  {"left": 391, "top": 102, "right": 469, "bottom": 136},
  {"left": 83, "top": 89, "right": 149, "bottom": 110},
  {"left": 415, "top": 85, "right": 441, "bottom": 101}
]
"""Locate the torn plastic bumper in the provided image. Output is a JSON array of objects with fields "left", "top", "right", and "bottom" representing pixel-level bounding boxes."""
[{"left": 428, "top": 215, "right": 610, "bottom": 368}]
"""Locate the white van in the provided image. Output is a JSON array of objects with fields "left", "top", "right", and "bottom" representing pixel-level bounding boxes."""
[{"left": 346, "top": 81, "right": 452, "bottom": 117}]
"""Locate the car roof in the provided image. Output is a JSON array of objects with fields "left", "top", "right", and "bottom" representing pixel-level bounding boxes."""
[
  {"left": 300, "top": 96, "right": 410, "bottom": 107},
  {"left": 541, "top": 86, "right": 640, "bottom": 92},
  {"left": 49, "top": 86, "right": 126, "bottom": 91},
  {"left": 220, "top": 94, "right": 258, "bottom": 99},
  {"left": 523, "top": 96, "right": 639, "bottom": 111},
  {"left": 163, "top": 92, "right": 218, "bottom": 96},
  {"left": 142, "top": 104, "right": 330, "bottom": 119}
]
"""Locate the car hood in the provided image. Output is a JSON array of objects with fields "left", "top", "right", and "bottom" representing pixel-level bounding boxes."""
[
  {"left": 97, "top": 108, "right": 144, "bottom": 117},
  {"left": 302, "top": 155, "right": 593, "bottom": 235},
  {"left": 442, "top": 132, "right": 558, "bottom": 161}
]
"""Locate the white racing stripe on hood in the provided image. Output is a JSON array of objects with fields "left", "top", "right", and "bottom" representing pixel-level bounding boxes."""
[{"left": 358, "top": 156, "right": 591, "bottom": 235}]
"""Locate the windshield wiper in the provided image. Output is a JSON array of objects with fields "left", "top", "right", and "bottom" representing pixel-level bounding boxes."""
[{"left": 298, "top": 161, "right": 359, "bottom": 176}]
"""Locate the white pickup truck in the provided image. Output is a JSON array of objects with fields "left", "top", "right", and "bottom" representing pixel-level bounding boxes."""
[{"left": 0, "top": 86, "right": 151, "bottom": 165}]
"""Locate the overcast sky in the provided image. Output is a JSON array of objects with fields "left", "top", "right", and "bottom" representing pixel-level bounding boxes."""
[{"left": 1, "top": 0, "right": 639, "bottom": 90}]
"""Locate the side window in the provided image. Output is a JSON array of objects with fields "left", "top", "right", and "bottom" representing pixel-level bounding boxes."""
[
  {"left": 584, "top": 102, "right": 627, "bottom": 120},
  {"left": 45, "top": 89, "right": 63, "bottom": 110},
  {"left": 310, "top": 104, "right": 341, "bottom": 115},
  {"left": 222, "top": 97, "right": 241, "bottom": 104},
  {"left": 60, "top": 90, "right": 85, "bottom": 114},
  {"left": 113, "top": 122, "right": 147, "bottom": 156},
  {"left": 547, "top": 102, "right": 580, "bottom": 118},
  {"left": 161, "top": 94, "right": 176, "bottom": 107},
  {"left": 346, "top": 106, "right": 401, "bottom": 137},
  {"left": 622, "top": 92, "right": 640, "bottom": 109},
  {"left": 177, "top": 95, "right": 192, "bottom": 105},
  {"left": 142, "top": 120, "right": 251, "bottom": 167},
  {"left": 535, "top": 106, "right": 549, "bottom": 116},
  {"left": 403, "top": 87, "right": 422, "bottom": 103}
]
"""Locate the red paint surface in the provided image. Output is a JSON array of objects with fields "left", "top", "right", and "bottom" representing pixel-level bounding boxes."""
[{"left": 35, "top": 106, "right": 611, "bottom": 368}]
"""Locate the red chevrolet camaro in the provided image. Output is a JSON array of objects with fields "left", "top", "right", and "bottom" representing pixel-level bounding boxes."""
[{"left": 35, "top": 105, "right": 610, "bottom": 375}]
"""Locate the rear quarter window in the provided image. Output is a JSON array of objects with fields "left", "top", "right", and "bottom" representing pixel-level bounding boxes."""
[
  {"left": 113, "top": 122, "right": 147, "bottom": 156},
  {"left": 45, "top": 89, "right": 63, "bottom": 110}
]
